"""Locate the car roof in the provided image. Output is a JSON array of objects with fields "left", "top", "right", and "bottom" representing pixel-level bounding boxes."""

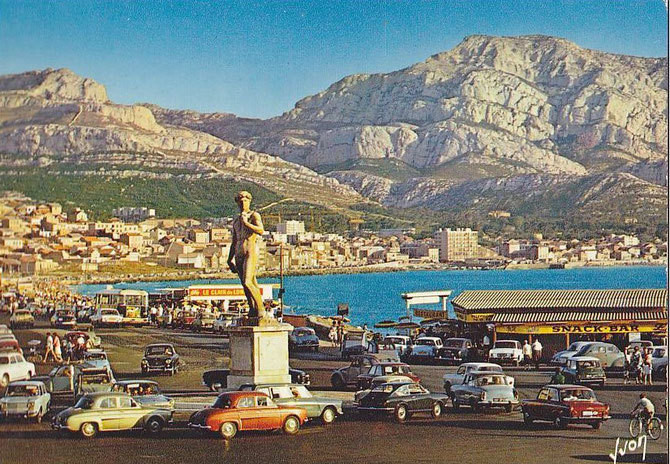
[
  {"left": 83, "top": 391, "right": 132, "bottom": 399},
  {"left": 570, "top": 356, "right": 601, "bottom": 362},
  {"left": 116, "top": 380, "right": 158, "bottom": 386},
  {"left": 146, "top": 343, "right": 174, "bottom": 348},
  {"left": 217, "top": 391, "right": 269, "bottom": 400},
  {"left": 494, "top": 339, "right": 519, "bottom": 343},
  {"left": 245, "top": 383, "right": 308, "bottom": 388},
  {"left": 7, "top": 380, "right": 46, "bottom": 387},
  {"left": 461, "top": 362, "right": 501, "bottom": 368},
  {"left": 545, "top": 384, "right": 593, "bottom": 390}
]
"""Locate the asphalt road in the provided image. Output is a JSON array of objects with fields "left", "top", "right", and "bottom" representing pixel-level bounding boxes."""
[{"left": 1, "top": 317, "right": 667, "bottom": 464}]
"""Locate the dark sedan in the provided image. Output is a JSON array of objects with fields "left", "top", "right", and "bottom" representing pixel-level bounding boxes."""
[
  {"left": 141, "top": 344, "right": 180, "bottom": 375},
  {"left": 356, "top": 381, "right": 448, "bottom": 423},
  {"left": 289, "top": 327, "right": 320, "bottom": 352}
]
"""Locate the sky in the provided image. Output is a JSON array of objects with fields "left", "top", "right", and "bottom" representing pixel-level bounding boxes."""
[{"left": 0, "top": 0, "right": 667, "bottom": 119}]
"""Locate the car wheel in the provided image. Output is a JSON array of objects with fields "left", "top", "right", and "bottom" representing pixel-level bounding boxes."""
[
  {"left": 220, "top": 421, "right": 237, "bottom": 439},
  {"left": 431, "top": 401, "right": 443, "bottom": 419},
  {"left": 321, "top": 406, "right": 337, "bottom": 424},
  {"left": 553, "top": 416, "right": 567, "bottom": 430},
  {"left": 523, "top": 412, "right": 533, "bottom": 426},
  {"left": 145, "top": 417, "right": 164, "bottom": 434},
  {"left": 331, "top": 375, "right": 345, "bottom": 389},
  {"left": 591, "top": 421, "right": 602, "bottom": 430},
  {"left": 394, "top": 404, "right": 409, "bottom": 423},
  {"left": 80, "top": 422, "right": 98, "bottom": 438},
  {"left": 1, "top": 374, "right": 9, "bottom": 388},
  {"left": 209, "top": 383, "right": 220, "bottom": 392},
  {"left": 283, "top": 415, "right": 300, "bottom": 435}
]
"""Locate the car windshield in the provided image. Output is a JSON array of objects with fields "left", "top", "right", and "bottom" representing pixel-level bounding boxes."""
[
  {"left": 6, "top": 385, "right": 39, "bottom": 396},
  {"left": 102, "top": 310, "right": 118, "bottom": 316},
  {"left": 372, "top": 384, "right": 400, "bottom": 393},
  {"left": 561, "top": 389, "right": 595, "bottom": 401},
  {"left": 445, "top": 340, "right": 465, "bottom": 348},
  {"left": 575, "top": 345, "right": 594, "bottom": 356},
  {"left": 146, "top": 346, "right": 172, "bottom": 356},
  {"left": 81, "top": 374, "right": 111, "bottom": 385},
  {"left": 416, "top": 339, "right": 435, "bottom": 346},
  {"left": 288, "top": 386, "right": 311, "bottom": 398},
  {"left": 475, "top": 375, "right": 507, "bottom": 386},
  {"left": 577, "top": 361, "right": 600, "bottom": 369},
  {"left": 74, "top": 396, "right": 94, "bottom": 409},
  {"left": 86, "top": 353, "right": 106, "bottom": 361},
  {"left": 294, "top": 329, "right": 314, "bottom": 337},
  {"left": 568, "top": 343, "right": 585, "bottom": 351},
  {"left": 652, "top": 348, "right": 667, "bottom": 358},
  {"left": 494, "top": 342, "right": 517, "bottom": 349},
  {"left": 213, "top": 396, "right": 233, "bottom": 409},
  {"left": 118, "top": 383, "right": 159, "bottom": 395},
  {"left": 382, "top": 365, "right": 409, "bottom": 375}
]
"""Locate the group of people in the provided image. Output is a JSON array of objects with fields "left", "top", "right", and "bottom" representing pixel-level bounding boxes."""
[
  {"left": 624, "top": 345, "right": 655, "bottom": 385},
  {"left": 42, "top": 331, "right": 90, "bottom": 363},
  {"left": 522, "top": 339, "right": 544, "bottom": 370},
  {"left": 328, "top": 321, "right": 346, "bottom": 347}
]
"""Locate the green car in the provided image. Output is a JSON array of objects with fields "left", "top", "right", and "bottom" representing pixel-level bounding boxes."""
[
  {"left": 239, "top": 383, "right": 343, "bottom": 424},
  {"left": 51, "top": 392, "right": 173, "bottom": 438}
]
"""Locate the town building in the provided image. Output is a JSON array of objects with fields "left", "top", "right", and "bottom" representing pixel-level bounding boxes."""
[{"left": 436, "top": 228, "right": 479, "bottom": 262}]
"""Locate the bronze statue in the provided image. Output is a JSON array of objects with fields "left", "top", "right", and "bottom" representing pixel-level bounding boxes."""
[{"left": 228, "top": 191, "right": 269, "bottom": 322}]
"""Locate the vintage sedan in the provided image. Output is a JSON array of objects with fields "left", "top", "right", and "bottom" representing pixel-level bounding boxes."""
[
  {"left": 52, "top": 392, "right": 173, "bottom": 437},
  {"left": 191, "top": 312, "right": 216, "bottom": 333},
  {"left": 521, "top": 384, "right": 610, "bottom": 429},
  {"left": 112, "top": 380, "right": 175, "bottom": 410},
  {"left": 356, "top": 362, "right": 420, "bottom": 390},
  {"left": 141, "top": 343, "right": 180, "bottom": 375},
  {"left": 51, "top": 310, "right": 77, "bottom": 329},
  {"left": 354, "top": 375, "right": 414, "bottom": 403},
  {"left": 188, "top": 391, "right": 308, "bottom": 439},
  {"left": 289, "top": 327, "right": 320, "bottom": 352},
  {"left": 561, "top": 356, "right": 606, "bottom": 387},
  {"left": 0, "top": 352, "right": 35, "bottom": 388},
  {"left": 0, "top": 380, "right": 50, "bottom": 422},
  {"left": 487, "top": 340, "right": 523, "bottom": 366},
  {"left": 80, "top": 350, "right": 112, "bottom": 371},
  {"left": 451, "top": 372, "right": 518, "bottom": 412},
  {"left": 9, "top": 309, "right": 34, "bottom": 329},
  {"left": 239, "top": 383, "right": 342, "bottom": 424},
  {"left": 356, "top": 381, "right": 449, "bottom": 422},
  {"left": 203, "top": 367, "right": 310, "bottom": 391},
  {"left": 443, "top": 362, "right": 505, "bottom": 394},
  {"left": 550, "top": 341, "right": 593, "bottom": 366},
  {"left": 408, "top": 337, "right": 443, "bottom": 362},
  {"left": 331, "top": 355, "right": 381, "bottom": 389},
  {"left": 435, "top": 338, "right": 474, "bottom": 365},
  {"left": 572, "top": 342, "right": 625, "bottom": 370}
]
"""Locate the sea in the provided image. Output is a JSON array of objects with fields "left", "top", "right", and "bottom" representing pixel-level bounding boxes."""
[{"left": 75, "top": 266, "right": 667, "bottom": 328}]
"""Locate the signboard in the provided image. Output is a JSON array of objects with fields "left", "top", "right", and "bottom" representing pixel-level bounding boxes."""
[
  {"left": 337, "top": 303, "right": 349, "bottom": 316},
  {"left": 187, "top": 284, "right": 273, "bottom": 302},
  {"left": 456, "top": 311, "right": 494, "bottom": 323},
  {"left": 414, "top": 309, "right": 448, "bottom": 319},
  {"left": 496, "top": 321, "right": 668, "bottom": 335},
  {"left": 406, "top": 296, "right": 441, "bottom": 305}
]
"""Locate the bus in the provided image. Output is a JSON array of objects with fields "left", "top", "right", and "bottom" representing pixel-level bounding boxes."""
[{"left": 94, "top": 289, "right": 149, "bottom": 325}]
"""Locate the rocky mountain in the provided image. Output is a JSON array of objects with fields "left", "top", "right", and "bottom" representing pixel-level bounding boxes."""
[
  {"left": 0, "top": 68, "right": 363, "bottom": 212},
  {"left": 149, "top": 35, "right": 667, "bottom": 224}
]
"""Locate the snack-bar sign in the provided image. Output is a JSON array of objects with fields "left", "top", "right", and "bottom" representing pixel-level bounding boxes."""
[{"left": 496, "top": 321, "right": 668, "bottom": 334}]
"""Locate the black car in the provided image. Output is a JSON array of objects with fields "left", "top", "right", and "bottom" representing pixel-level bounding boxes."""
[
  {"left": 356, "top": 381, "right": 449, "bottom": 423},
  {"left": 202, "top": 367, "right": 310, "bottom": 391},
  {"left": 435, "top": 338, "right": 474, "bottom": 365},
  {"left": 141, "top": 343, "right": 180, "bottom": 375},
  {"left": 289, "top": 327, "right": 320, "bottom": 352}
]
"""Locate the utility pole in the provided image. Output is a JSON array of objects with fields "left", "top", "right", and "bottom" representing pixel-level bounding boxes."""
[{"left": 278, "top": 243, "right": 285, "bottom": 321}]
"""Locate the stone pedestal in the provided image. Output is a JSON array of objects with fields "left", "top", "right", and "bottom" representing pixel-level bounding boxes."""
[{"left": 226, "top": 323, "right": 292, "bottom": 389}]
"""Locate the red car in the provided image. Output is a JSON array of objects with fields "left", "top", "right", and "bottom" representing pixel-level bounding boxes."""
[
  {"left": 521, "top": 384, "right": 610, "bottom": 429},
  {"left": 0, "top": 339, "right": 22, "bottom": 354},
  {"left": 356, "top": 362, "right": 420, "bottom": 390},
  {"left": 188, "top": 391, "right": 308, "bottom": 439}
]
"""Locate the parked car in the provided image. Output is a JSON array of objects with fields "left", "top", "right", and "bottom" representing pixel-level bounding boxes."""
[
  {"left": 521, "top": 384, "right": 610, "bottom": 429},
  {"left": 112, "top": 380, "right": 174, "bottom": 410},
  {"left": 331, "top": 355, "right": 382, "bottom": 389},
  {"left": 9, "top": 309, "right": 34, "bottom": 329},
  {"left": 408, "top": 337, "right": 443, "bottom": 361},
  {"left": 550, "top": 341, "right": 593, "bottom": 366},
  {"left": 0, "top": 338, "right": 22, "bottom": 355},
  {"left": 191, "top": 312, "right": 216, "bottom": 333},
  {"left": 561, "top": 356, "right": 606, "bottom": 387},
  {"left": 51, "top": 310, "right": 77, "bottom": 329},
  {"left": 341, "top": 331, "right": 371, "bottom": 359},
  {"left": 33, "top": 365, "right": 114, "bottom": 398},
  {"left": 356, "top": 362, "right": 420, "bottom": 390},
  {"left": 212, "top": 314, "right": 240, "bottom": 333},
  {"left": 451, "top": 372, "right": 518, "bottom": 412},
  {"left": 572, "top": 342, "right": 625, "bottom": 370},
  {"left": 354, "top": 375, "right": 416, "bottom": 403},
  {"left": 239, "top": 383, "right": 343, "bottom": 424},
  {"left": 172, "top": 310, "right": 197, "bottom": 330},
  {"left": 435, "top": 338, "right": 474, "bottom": 365},
  {"left": 203, "top": 367, "right": 310, "bottom": 391},
  {"left": 65, "top": 331, "right": 102, "bottom": 350},
  {"left": 443, "top": 362, "right": 505, "bottom": 394},
  {"left": 90, "top": 308, "right": 123, "bottom": 328},
  {"left": 289, "top": 327, "right": 320, "bottom": 352},
  {"left": 0, "top": 380, "right": 51, "bottom": 422},
  {"left": 383, "top": 335, "right": 413, "bottom": 357},
  {"left": 488, "top": 340, "right": 523, "bottom": 366},
  {"left": 355, "top": 381, "right": 449, "bottom": 423},
  {"left": 52, "top": 392, "right": 173, "bottom": 437},
  {"left": 79, "top": 350, "right": 112, "bottom": 371},
  {"left": 650, "top": 345, "right": 668, "bottom": 379},
  {"left": 188, "top": 391, "right": 308, "bottom": 439},
  {"left": 0, "top": 352, "right": 35, "bottom": 388},
  {"left": 141, "top": 344, "right": 180, "bottom": 375}
]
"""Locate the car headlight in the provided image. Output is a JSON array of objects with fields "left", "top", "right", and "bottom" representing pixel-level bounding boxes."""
[
  {"left": 141, "top": 359, "right": 148, "bottom": 365},
  {"left": 28, "top": 401, "right": 36, "bottom": 410}
]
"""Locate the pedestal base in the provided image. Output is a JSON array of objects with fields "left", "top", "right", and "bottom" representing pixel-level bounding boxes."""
[{"left": 227, "top": 323, "right": 292, "bottom": 389}]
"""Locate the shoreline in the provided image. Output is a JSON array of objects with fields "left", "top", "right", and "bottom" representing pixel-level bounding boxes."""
[{"left": 38, "top": 259, "right": 668, "bottom": 287}]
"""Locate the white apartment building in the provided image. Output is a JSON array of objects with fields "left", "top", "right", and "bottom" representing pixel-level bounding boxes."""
[
  {"left": 435, "top": 228, "right": 479, "bottom": 262},
  {"left": 276, "top": 220, "right": 305, "bottom": 236}
]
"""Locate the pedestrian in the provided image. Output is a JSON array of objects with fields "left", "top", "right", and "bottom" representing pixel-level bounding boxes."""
[
  {"left": 150, "top": 305, "right": 158, "bottom": 325},
  {"left": 623, "top": 348, "right": 632, "bottom": 384},
  {"left": 53, "top": 333, "right": 63, "bottom": 363},
  {"left": 531, "top": 338, "right": 543, "bottom": 370},
  {"left": 329, "top": 324, "right": 337, "bottom": 347},
  {"left": 550, "top": 367, "right": 566, "bottom": 384},
  {"left": 337, "top": 322, "right": 344, "bottom": 348},
  {"left": 643, "top": 348, "right": 653, "bottom": 386},
  {"left": 631, "top": 346, "right": 643, "bottom": 384},
  {"left": 522, "top": 340, "right": 532, "bottom": 370},
  {"left": 43, "top": 332, "right": 55, "bottom": 363}
]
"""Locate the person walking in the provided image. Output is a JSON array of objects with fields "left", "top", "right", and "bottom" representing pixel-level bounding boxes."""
[
  {"left": 643, "top": 348, "right": 653, "bottom": 386},
  {"left": 43, "top": 332, "right": 55, "bottom": 363},
  {"left": 623, "top": 347, "right": 632, "bottom": 384},
  {"left": 53, "top": 333, "right": 63, "bottom": 363},
  {"left": 531, "top": 338, "right": 543, "bottom": 370},
  {"left": 630, "top": 346, "right": 643, "bottom": 384},
  {"left": 329, "top": 324, "right": 337, "bottom": 347},
  {"left": 522, "top": 340, "right": 533, "bottom": 371}
]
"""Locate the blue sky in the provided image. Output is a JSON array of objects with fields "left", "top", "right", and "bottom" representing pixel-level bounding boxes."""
[{"left": 1, "top": 0, "right": 667, "bottom": 118}]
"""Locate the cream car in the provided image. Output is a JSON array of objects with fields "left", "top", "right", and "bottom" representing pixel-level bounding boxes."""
[{"left": 52, "top": 392, "right": 173, "bottom": 438}]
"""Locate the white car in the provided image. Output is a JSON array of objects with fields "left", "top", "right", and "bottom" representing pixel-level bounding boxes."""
[
  {"left": 0, "top": 352, "right": 35, "bottom": 387},
  {"left": 0, "top": 324, "right": 11, "bottom": 335},
  {"left": 488, "top": 340, "right": 523, "bottom": 366},
  {"left": 383, "top": 335, "right": 413, "bottom": 357},
  {"left": 443, "top": 362, "right": 506, "bottom": 393},
  {"left": 90, "top": 308, "right": 123, "bottom": 328},
  {"left": 410, "top": 337, "right": 443, "bottom": 359},
  {"left": 650, "top": 345, "right": 668, "bottom": 376},
  {"left": 212, "top": 314, "right": 239, "bottom": 333},
  {"left": 550, "top": 341, "right": 593, "bottom": 365}
]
